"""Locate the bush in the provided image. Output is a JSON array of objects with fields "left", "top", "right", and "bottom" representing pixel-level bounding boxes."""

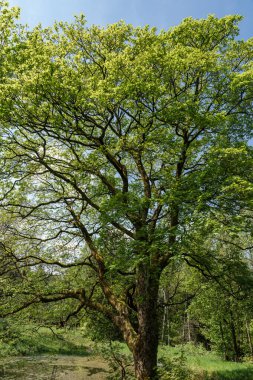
[
  {"left": 158, "top": 351, "right": 194, "bottom": 380},
  {"left": 96, "top": 341, "right": 134, "bottom": 380}
]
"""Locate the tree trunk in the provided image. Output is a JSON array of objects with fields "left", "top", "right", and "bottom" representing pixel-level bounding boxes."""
[
  {"left": 161, "top": 289, "right": 170, "bottom": 345},
  {"left": 229, "top": 311, "right": 240, "bottom": 362},
  {"left": 246, "top": 319, "right": 253, "bottom": 357},
  {"left": 133, "top": 263, "right": 161, "bottom": 380},
  {"left": 133, "top": 344, "right": 158, "bottom": 380},
  {"left": 219, "top": 322, "right": 229, "bottom": 360},
  {"left": 187, "top": 311, "right": 191, "bottom": 343}
]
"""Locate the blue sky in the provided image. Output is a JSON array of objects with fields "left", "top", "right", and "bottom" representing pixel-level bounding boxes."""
[{"left": 8, "top": 0, "right": 253, "bottom": 39}]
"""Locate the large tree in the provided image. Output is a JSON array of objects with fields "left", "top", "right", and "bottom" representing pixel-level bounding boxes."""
[{"left": 1, "top": 3, "right": 253, "bottom": 378}]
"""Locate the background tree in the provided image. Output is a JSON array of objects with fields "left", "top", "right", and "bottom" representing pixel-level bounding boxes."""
[{"left": 1, "top": 4, "right": 253, "bottom": 378}]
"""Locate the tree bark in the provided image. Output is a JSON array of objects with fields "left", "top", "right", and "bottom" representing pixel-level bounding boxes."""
[
  {"left": 187, "top": 311, "right": 191, "bottom": 343},
  {"left": 132, "top": 263, "right": 161, "bottom": 380},
  {"left": 161, "top": 289, "right": 170, "bottom": 345},
  {"left": 246, "top": 319, "right": 253, "bottom": 357},
  {"left": 229, "top": 311, "right": 240, "bottom": 362},
  {"left": 219, "top": 322, "right": 228, "bottom": 361}
]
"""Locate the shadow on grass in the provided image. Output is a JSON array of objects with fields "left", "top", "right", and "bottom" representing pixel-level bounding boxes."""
[
  {"left": 211, "top": 367, "right": 253, "bottom": 380},
  {"left": 84, "top": 366, "right": 108, "bottom": 376},
  {"left": 14, "top": 335, "right": 90, "bottom": 357},
  {"left": 34, "top": 340, "right": 90, "bottom": 356}
]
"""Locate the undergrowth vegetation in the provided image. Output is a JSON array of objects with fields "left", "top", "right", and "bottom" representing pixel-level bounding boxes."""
[
  {"left": 0, "top": 321, "right": 88, "bottom": 357},
  {"left": 1, "top": 323, "right": 253, "bottom": 380},
  {"left": 159, "top": 344, "right": 253, "bottom": 380}
]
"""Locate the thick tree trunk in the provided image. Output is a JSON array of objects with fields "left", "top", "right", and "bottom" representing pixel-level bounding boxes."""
[
  {"left": 132, "top": 263, "right": 161, "bottom": 380},
  {"left": 133, "top": 342, "right": 158, "bottom": 380}
]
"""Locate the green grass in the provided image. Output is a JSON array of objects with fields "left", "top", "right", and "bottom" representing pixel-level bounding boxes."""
[
  {"left": 1, "top": 325, "right": 253, "bottom": 380},
  {"left": 189, "top": 354, "right": 253, "bottom": 380},
  {"left": 160, "top": 344, "right": 253, "bottom": 380},
  {"left": 0, "top": 325, "right": 89, "bottom": 357}
]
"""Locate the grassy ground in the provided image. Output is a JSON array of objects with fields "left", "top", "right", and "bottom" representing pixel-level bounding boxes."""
[
  {"left": 0, "top": 326, "right": 109, "bottom": 379},
  {"left": 92, "top": 341, "right": 253, "bottom": 380},
  {"left": 0, "top": 324, "right": 89, "bottom": 357},
  {"left": 1, "top": 326, "right": 253, "bottom": 379},
  {"left": 160, "top": 344, "right": 253, "bottom": 380}
]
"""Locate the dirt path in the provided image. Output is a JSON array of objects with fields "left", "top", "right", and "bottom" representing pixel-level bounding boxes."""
[{"left": 0, "top": 355, "right": 109, "bottom": 379}]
